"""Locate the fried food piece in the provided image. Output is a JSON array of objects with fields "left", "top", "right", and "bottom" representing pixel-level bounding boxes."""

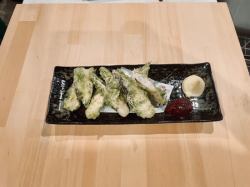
[
  {"left": 85, "top": 92, "right": 105, "bottom": 120},
  {"left": 114, "top": 96, "right": 129, "bottom": 117},
  {"left": 85, "top": 73, "right": 105, "bottom": 119},
  {"left": 133, "top": 64, "right": 166, "bottom": 106},
  {"left": 91, "top": 73, "right": 106, "bottom": 92},
  {"left": 73, "top": 67, "right": 94, "bottom": 107},
  {"left": 99, "top": 67, "right": 129, "bottom": 117},
  {"left": 63, "top": 86, "right": 80, "bottom": 111},
  {"left": 133, "top": 63, "right": 150, "bottom": 77},
  {"left": 114, "top": 69, "right": 155, "bottom": 119},
  {"left": 99, "top": 67, "right": 120, "bottom": 89},
  {"left": 133, "top": 74, "right": 166, "bottom": 105}
]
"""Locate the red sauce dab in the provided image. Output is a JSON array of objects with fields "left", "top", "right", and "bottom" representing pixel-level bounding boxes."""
[{"left": 165, "top": 98, "right": 193, "bottom": 117}]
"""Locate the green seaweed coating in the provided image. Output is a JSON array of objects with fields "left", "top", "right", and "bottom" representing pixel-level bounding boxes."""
[
  {"left": 85, "top": 73, "right": 106, "bottom": 119},
  {"left": 114, "top": 69, "right": 155, "bottom": 119},
  {"left": 133, "top": 64, "right": 166, "bottom": 106},
  {"left": 85, "top": 92, "right": 105, "bottom": 120},
  {"left": 99, "top": 67, "right": 129, "bottom": 117},
  {"left": 73, "top": 67, "right": 95, "bottom": 107},
  {"left": 63, "top": 86, "right": 80, "bottom": 111}
]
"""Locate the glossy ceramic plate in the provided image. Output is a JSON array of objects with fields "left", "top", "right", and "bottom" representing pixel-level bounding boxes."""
[{"left": 46, "top": 63, "right": 223, "bottom": 124}]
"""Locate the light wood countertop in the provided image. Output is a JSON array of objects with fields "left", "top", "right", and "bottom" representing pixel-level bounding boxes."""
[{"left": 0, "top": 3, "right": 250, "bottom": 187}]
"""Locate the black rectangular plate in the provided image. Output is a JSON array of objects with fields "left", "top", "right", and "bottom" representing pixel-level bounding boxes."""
[{"left": 46, "top": 63, "right": 223, "bottom": 124}]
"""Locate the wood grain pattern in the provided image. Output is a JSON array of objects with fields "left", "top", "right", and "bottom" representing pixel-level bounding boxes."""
[
  {"left": 0, "top": 3, "right": 250, "bottom": 187},
  {"left": 0, "top": 20, "right": 35, "bottom": 126}
]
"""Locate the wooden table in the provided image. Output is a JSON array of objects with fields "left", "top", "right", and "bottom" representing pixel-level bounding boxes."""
[
  {"left": 1, "top": 3, "right": 250, "bottom": 187},
  {"left": 23, "top": 0, "right": 217, "bottom": 4}
]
